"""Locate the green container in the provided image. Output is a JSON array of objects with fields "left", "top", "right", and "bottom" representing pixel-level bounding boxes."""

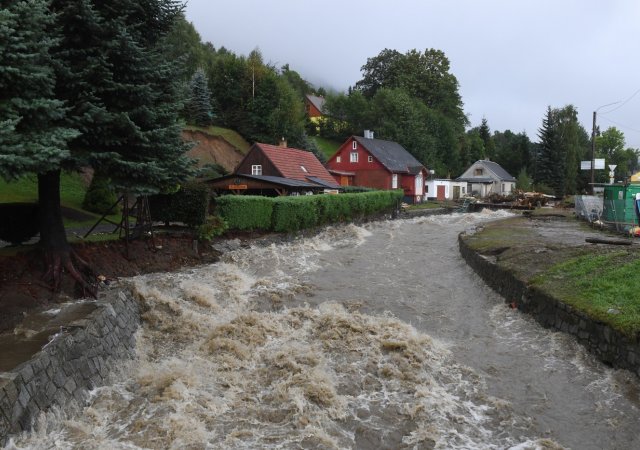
[{"left": 603, "top": 184, "right": 640, "bottom": 226}]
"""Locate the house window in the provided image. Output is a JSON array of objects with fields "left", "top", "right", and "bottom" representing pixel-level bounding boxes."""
[
  {"left": 392, "top": 174, "right": 398, "bottom": 189},
  {"left": 462, "top": 187, "right": 466, "bottom": 194},
  {"left": 350, "top": 151, "right": 358, "bottom": 163},
  {"left": 502, "top": 183, "right": 505, "bottom": 192},
  {"left": 474, "top": 168, "right": 483, "bottom": 176},
  {"left": 300, "top": 165, "right": 308, "bottom": 173},
  {"left": 368, "top": 155, "right": 373, "bottom": 163},
  {"left": 426, "top": 185, "right": 429, "bottom": 193},
  {"left": 251, "top": 165, "right": 262, "bottom": 175},
  {"left": 352, "top": 141, "right": 357, "bottom": 150},
  {"left": 336, "top": 156, "right": 341, "bottom": 163}
]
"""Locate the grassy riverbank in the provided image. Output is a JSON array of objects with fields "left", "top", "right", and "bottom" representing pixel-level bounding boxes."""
[{"left": 463, "top": 213, "right": 640, "bottom": 338}]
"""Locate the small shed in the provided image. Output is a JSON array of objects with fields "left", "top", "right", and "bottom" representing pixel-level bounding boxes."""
[
  {"left": 602, "top": 183, "right": 640, "bottom": 226},
  {"left": 425, "top": 179, "right": 468, "bottom": 201}
]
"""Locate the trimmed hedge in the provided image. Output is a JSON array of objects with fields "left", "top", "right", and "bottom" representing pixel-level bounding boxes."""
[
  {"left": 0, "top": 203, "right": 39, "bottom": 244},
  {"left": 215, "top": 195, "right": 273, "bottom": 231},
  {"left": 149, "top": 182, "right": 209, "bottom": 227},
  {"left": 216, "top": 190, "right": 403, "bottom": 233}
]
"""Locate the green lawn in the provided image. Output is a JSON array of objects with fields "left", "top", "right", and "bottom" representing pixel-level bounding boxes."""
[
  {"left": 0, "top": 172, "right": 86, "bottom": 208},
  {"left": 310, "top": 136, "right": 341, "bottom": 160},
  {"left": 531, "top": 250, "right": 640, "bottom": 337},
  {"left": 0, "top": 172, "right": 123, "bottom": 230}
]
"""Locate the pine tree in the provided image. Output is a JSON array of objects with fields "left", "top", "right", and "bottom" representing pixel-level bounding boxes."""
[
  {"left": 478, "top": 117, "right": 495, "bottom": 159},
  {"left": 0, "top": 0, "right": 88, "bottom": 291},
  {"left": 535, "top": 107, "right": 565, "bottom": 196},
  {"left": 0, "top": 0, "right": 77, "bottom": 180},
  {"left": 0, "top": 0, "right": 193, "bottom": 293},
  {"left": 186, "top": 68, "right": 214, "bottom": 127}
]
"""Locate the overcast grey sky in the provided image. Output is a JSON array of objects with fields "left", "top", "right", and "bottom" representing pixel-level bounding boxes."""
[{"left": 185, "top": 0, "right": 640, "bottom": 149}]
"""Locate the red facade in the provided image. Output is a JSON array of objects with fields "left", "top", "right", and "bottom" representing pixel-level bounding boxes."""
[{"left": 326, "top": 136, "right": 427, "bottom": 203}]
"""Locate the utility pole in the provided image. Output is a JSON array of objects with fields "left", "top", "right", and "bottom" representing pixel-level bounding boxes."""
[
  {"left": 590, "top": 101, "right": 621, "bottom": 194},
  {"left": 591, "top": 111, "right": 596, "bottom": 194}
]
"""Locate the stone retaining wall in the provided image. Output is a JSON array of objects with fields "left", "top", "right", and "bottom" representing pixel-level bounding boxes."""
[
  {"left": 0, "top": 290, "right": 140, "bottom": 446},
  {"left": 458, "top": 233, "right": 640, "bottom": 377}
]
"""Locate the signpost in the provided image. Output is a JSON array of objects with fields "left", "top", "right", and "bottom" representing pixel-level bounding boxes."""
[{"left": 581, "top": 159, "right": 605, "bottom": 170}]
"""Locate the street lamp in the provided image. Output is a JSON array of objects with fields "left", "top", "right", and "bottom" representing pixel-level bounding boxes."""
[{"left": 591, "top": 101, "right": 621, "bottom": 193}]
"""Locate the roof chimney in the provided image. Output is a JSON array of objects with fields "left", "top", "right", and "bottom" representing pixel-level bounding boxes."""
[
  {"left": 364, "top": 130, "right": 374, "bottom": 139},
  {"left": 279, "top": 137, "right": 287, "bottom": 148}
]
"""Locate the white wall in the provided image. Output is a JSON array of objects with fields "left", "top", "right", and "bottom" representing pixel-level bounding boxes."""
[{"left": 425, "top": 180, "right": 468, "bottom": 200}]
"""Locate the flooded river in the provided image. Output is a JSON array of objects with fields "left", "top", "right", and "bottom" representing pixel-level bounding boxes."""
[{"left": 7, "top": 211, "right": 640, "bottom": 449}]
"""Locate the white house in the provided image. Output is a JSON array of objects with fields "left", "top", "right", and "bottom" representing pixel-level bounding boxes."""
[
  {"left": 425, "top": 179, "right": 468, "bottom": 200},
  {"left": 457, "top": 160, "right": 516, "bottom": 198}
]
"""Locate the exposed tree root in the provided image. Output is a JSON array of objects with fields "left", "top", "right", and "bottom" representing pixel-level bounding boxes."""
[{"left": 42, "top": 248, "right": 98, "bottom": 299}]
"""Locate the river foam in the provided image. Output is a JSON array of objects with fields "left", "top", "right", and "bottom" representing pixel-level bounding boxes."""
[{"left": 7, "top": 214, "right": 571, "bottom": 449}]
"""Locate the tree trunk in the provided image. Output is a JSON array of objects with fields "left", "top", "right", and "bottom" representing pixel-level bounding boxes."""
[{"left": 38, "top": 170, "right": 96, "bottom": 297}]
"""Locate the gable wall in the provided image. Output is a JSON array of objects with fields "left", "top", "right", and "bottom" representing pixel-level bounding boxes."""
[
  {"left": 326, "top": 137, "right": 391, "bottom": 189},
  {"left": 236, "top": 147, "right": 280, "bottom": 176}
]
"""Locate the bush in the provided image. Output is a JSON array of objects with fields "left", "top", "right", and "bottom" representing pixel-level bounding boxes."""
[
  {"left": 215, "top": 195, "right": 273, "bottom": 230},
  {"left": 0, "top": 203, "right": 39, "bottom": 244},
  {"left": 82, "top": 175, "right": 118, "bottom": 214},
  {"left": 271, "top": 196, "right": 319, "bottom": 232},
  {"left": 149, "top": 182, "right": 209, "bottom": 227},
  {"left": 197, "top": 215, "right": 228, "bottom": 241},
  {"left": 216, "top": 190, "right": 403, "bottom": 233}
]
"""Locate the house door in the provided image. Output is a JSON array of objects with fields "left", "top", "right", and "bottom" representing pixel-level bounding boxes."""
[
  {"left": 437, "top": 185, "right": 446, "bottom": 201},
  {"left": 453, "top": 186, "right": 460, "bottom": 199}
]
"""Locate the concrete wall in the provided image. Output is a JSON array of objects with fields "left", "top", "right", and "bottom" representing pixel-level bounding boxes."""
[
  {"left": 458, "top": 234, "right": 640, "bottom": 377},
  {"left": 0, "top": 291, "right": 140, "bottom": 445}
]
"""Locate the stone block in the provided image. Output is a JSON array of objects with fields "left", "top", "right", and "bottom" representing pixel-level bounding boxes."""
[
  {"left": 72, "top": 388, "right": 86, "bottom": 405},
  {"left": 17, "top": 386, "right": 30, "bottom": 410},
  {"left": 0, "top": 414, "right": 10, "bottom": 446},
  {"left": 45, "top": 381, "right": 57, "bottom": 402},
  {"left": 18, "top": 364, "right": 34, "bottom": 385},
  {"left": 0, "top": 391, "right": 12, "bottom": 423},
  {"left": 63, "top": 378, "right": 77, "bottom": 395},
  {"left": 78, "top": 360, "right": 93, "bottom": 381}
]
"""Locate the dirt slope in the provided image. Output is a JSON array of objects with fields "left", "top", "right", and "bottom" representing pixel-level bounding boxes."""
[{"left": 183, "top": 130, "right": 245, "bottom": 172}]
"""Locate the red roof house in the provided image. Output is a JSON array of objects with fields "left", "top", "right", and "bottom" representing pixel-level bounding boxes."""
[
  {"left": 326, "top": 131, "right": 428, "bottom": 203},
  {"left": 206, "top": 140, "right": 339, "bottom": 196}
]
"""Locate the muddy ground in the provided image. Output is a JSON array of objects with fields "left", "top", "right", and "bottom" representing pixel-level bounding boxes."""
[
  {"left": 0, "top": 232, "right": 232, "bottom": 333},
  {"left": 2, "top": 210, "right": 632, "bottom": 334}
]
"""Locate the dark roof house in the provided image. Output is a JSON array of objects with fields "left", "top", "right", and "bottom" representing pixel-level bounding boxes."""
[
  {"left": 304, "top": 94, "right": 326, "bottom": 118},
  {"left": 457, "top": 159, "right": 516, "bottom": 197},
  {"left": 326, "top": 131, "right": 428, "bottom": 203}
]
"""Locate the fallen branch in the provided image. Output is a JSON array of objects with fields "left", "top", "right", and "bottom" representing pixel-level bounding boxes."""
[{"left": 585, "top": 237, "right": 632, "bottom": 246}]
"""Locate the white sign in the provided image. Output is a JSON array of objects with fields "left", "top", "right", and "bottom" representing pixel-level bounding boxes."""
[{"left": 580, "top": 159, "right": 605, "bottom": 170}]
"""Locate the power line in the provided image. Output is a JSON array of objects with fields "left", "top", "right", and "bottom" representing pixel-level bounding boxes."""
[
  {"left": 599, "top": 88, "right": 640, "bottom": 115},
  {"left": 599, "top": 115, "right": 640, "bottom": 134}
]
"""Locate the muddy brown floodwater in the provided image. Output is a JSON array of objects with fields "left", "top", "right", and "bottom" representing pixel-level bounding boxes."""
[{"left": 6, "top": 210, "right": 639, "bottom": 449}]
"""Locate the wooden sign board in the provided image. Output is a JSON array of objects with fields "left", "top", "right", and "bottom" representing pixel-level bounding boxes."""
[{"left": 228, "top": 184, "right": 248, "bottom": 190}]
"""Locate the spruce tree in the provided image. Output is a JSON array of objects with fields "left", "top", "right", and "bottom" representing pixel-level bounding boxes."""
[
  {"left": 535, "top": 107, "right": 565, "bottom": 196},
  {"left": 0, "top": 0, "right": 87, "bottom": 291},
  {"left": 186, "top": 68, "right": 214, "bottom": 127},
  {"left": 0, "top": 0, "right": 77, "bottom": 179},
  {"left": 1, "top": 0, "right": 193, "bottom": 293}
]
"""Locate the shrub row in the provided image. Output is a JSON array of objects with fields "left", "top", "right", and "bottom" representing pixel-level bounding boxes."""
[
  {"left": 215, "top": 195, "right": 273, "bottom": 230},
  {"left": 148, "top": 182, "right": 209, "bottom": 227},
  {"left": 0, "top": 203, "right": 40, "bottom": 244},
  {"left": 215, "top": 190, "right": 403, "bottom": 233}
]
